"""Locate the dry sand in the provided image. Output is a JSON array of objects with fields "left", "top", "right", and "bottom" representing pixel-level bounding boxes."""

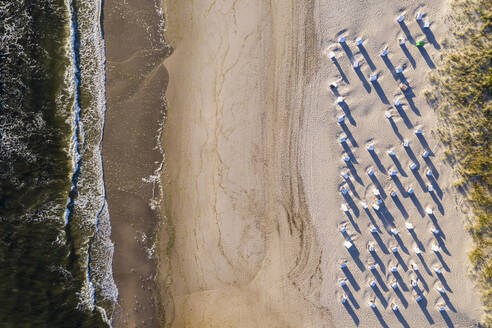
[{"left": 159, "top": 0, "right": 484, "bottom": 327}]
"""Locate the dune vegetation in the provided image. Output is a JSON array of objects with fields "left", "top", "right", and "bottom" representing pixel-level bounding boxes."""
[{"left": 426, "top": 0, "right": 491, "bottom": 324}]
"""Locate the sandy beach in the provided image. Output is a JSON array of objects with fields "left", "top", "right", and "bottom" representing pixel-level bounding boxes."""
[
  {"left": 102, "top": 0, "right": 170, "bottom": 327},
  {"left": 159, "top": 0, "right": 483, "bottom": 327}
]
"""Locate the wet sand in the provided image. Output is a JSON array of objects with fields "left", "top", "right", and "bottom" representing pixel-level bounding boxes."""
[
  {"left": 102, "top": 0, "right": 169, "bottom": 327},
  {"left": 160, "top": 0, "right": 483, "bottom": 327}
]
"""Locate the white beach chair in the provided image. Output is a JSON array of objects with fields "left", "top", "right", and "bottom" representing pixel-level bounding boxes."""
[
  {"left": 338, "top": 114, "right": 345, "bottom": 123},
  {"left": 391, "top": 228, "right": 399, "bottom": 235},
  {"left": 369, "top": 73, "right": 378, "bottom": 82},
  {"left": 385, "top": 111, "right": 392, "bottom": 119},
  {"left": 391, "top": 191, "right": 397, "bottom": 197},
  {"left": 370, "top": 280, "right": 377, "bottom": 288},
  {"left": 423, "top": 21, "right": 430, "bottom": 28},
  {"left": 392, "top": 304, "right": 399, "bottom": 312},
  {"left": 366, "top": 144, "right": 375, "bottom": 151},
  {"left": 369, "top": 244, "right": 376, "bottom": 252},
  {"left": 340, "top": 262, "right": 348, "bottom": 269},
  {"left": 396, "top": 66, "right": 403, "bottom": 73},
  {"left": 367, "top": 168, "right": 375, "bottom": 176},
  {"left": 339, "top": 36, "right": 346, "bottom": 43},
  {"left": 405, "top": 222, "right": 414, "bottom": 230},
  {"left": 431, "top": 227, "right": 440, "bottom": 235},
  {"left": 329, "top": 51, "right": 336, "bottom": 59},
  {"left": 390, "top": 170, "right": 398, "bottom": 176},
  {"left": 426, "top": 169, "right": 433, "bottom": 176},
  {"left": 414, "top": 247, "right": 422, "bottom": 255},
  {"left": 427, "top": 184, "right": 434, "bottom": 192},
  {"left": 370, "top": 226, "right": 378, "bottom": 233},
  {"left": 391, "top": 266, "right": 398, "bottom": 273},
  {"left": 422, "top": 150, "right": 430, "bottom": 158},
  {"left": 415, "top": 128, "right": 423, "bottom": 135},
  {"left": 387, "top": 149, "right": 396, "bottom": 156},
  {"left": 434, "top": 267, "right": 442, "bottom": 274},
  {"left": 372, "top": 203, "right": 380, "bottom": 211},
  {"left": 337, "top": 96, "right": 344, "bottom": 104},
  {"left": 353, "top": 60, "right": 360, "bottom": 68},
  {"left": 341, "top": 171, "right": 349, "bottom": 179},
  {"left": 426, "top": 207, "right": 433, "bottom": 215},
  {"left": 381, "top": 48, "right": 388, "bottom": 57},
  {"left": 411, "top": 263, "right": 419, "bottom": 271},
  {"left": 339, "top": 136, "right": 347, "bottom": 143},
  {"left": 340, "top": 225, "right": 347, "bottom": 233},
  {"left": 356, "top": 38, "right": 363, "bottom": 46},
  {"left": 410, "top": 162, "right": 418, "bottom": 170},
  {"left": 431, "top": 244, "right": 440, "bottom": 252},
  {"left": 392, "top": 246, "right": 399, "bottom": 253},
  {"left": 397, "top": 14, "right": 405, "bottom": 23},
  {"left": 341, "top": 203, "right": 349, "bottom": 212},
  {"left": 330, "top": 81, "right": 338, "bottom": 89},
  {"left": 361, "top": 202, "right": 368, "bottom": 209},
  {"left": 416, "top": 12, "right": 423, "bottom": 20},
  {"left": 394, "top": 98, "right": 401, "bottom": 106},
  {"left": 341, "top": 187, "right": 348, "bottom": 195},
  {"left": 344, "top": 241, "right": 353, "bottom": 249},
  {"left": 373, "top": 188, "right": 380, "bottom": 196},
  {"left": 343, "top": 155, "right": 351, "bottom": 162},
  {"left": 403, "top": 140, "right": 410, "bottom": 147},
  {"left": 416, "top": 295, "right": 423, "bottom": 302},
  {"left": 399, "top": 37, "right": 406, "bottom": 45}
]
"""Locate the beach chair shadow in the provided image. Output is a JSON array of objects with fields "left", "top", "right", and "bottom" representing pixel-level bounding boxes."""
[
  {"left": 372, "top": 306, "right": 390, "bottom": 328},
  {"left": 343, "top": 299, "right": 360, "bottom": 325},
  {"left": 392, "top": 195, "right": 409, "bottom": 218},
  {"left": 440, "top": 310, "right": 455, "bottom": 328},
  {"left": 388, "top": 117, "right": 404, "bottom": 141},
  {"left": 342, "top": 265, "right": 360, "bottom": 291},
  {"left": 419, "top": 23, "right": 441, "bottom": 50},
  {"left": 394, "top": 307, "right": 410, "bottom": 328},
  {"left": 347, "top": 243, "right": 365, "bottom": 272},
  {"left": 395, "top": 103, "right": 413, "bottom": 129},
  {"left": 417, "top": 298, "right": 435, "bottom": 324},
  {"left": 391, "top": 154, "right": 407, "bottom": 177},
  {"left": 340, "top": 121, "right": 358, "bottom": 147},
  {"left": 333, "top": 58, "right": 350, "bottom": 83},
  {"left": 369, "top": 150, "right": 386, "bottom": 173},
  {"left": 371, "top": 283, "right": 389, "bottom": 308},
  {"left": 399, "top": 21, "right": 415, "bottom": 43},
  {"left": 342, "top": 282, "right": 360, "bottom": 309},
  {"left": 358, "top": 44, "right": 376, "bottom": 71},
  {"left": 355, "top": 66, "right": 371, "bottom": 92},
  {"left": 410, "top": 192, "right": 426, "bottom": 217},
  {"left": 371, "top": 80, "right": 390, "bottom": 104},
  {"left": 339, "top": 102, "right": 356, "bottom": 126},
  {"left": 417, "top": 46, "right": 436, "bottom": 69},
  {"left": 400, "top": 43, "right": 416, "bottom": 68}
]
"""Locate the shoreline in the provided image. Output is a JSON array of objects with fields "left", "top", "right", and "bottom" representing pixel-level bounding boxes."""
[{"left": 102, "top": 0, "right": 170, "bottom": 326}]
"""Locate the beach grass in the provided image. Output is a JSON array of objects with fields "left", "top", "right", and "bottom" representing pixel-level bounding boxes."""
[{"left": 426, "top": 0, "right": 491, "bottom": 324}]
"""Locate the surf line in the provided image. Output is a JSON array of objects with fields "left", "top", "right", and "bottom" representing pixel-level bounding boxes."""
[{"left": 65, "top": 0, "right": 100, "bottom": 316}]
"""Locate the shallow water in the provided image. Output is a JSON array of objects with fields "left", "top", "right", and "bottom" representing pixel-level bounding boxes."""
[{"left": 0, "top": 0, "right": 116, "bottom": 326}]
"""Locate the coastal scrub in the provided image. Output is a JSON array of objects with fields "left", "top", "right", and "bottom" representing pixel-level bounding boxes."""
[{"left": 426, "top": 0, "right": 491, "bottom": 324}]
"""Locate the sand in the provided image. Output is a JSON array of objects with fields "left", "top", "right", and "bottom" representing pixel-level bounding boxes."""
[
  {"left": 102, "top": 0, "right": 170, "bottom": 327},
  {"left": 154, "top": 0, "right": 486, "bottom": 327}
]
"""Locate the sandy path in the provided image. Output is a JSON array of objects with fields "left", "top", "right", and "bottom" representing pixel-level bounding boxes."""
[{"left": 160, "top": 0, "right": 483, "bottom": 327}]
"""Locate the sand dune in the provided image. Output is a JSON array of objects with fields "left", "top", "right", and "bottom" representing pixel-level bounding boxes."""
[{"left": 160, "top": 0, "right": 483, "bottom": 327}]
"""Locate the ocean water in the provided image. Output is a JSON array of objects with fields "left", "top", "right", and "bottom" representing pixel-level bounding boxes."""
[{"left": 0, "top": 0, "right": 117, "bottom": 326}]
